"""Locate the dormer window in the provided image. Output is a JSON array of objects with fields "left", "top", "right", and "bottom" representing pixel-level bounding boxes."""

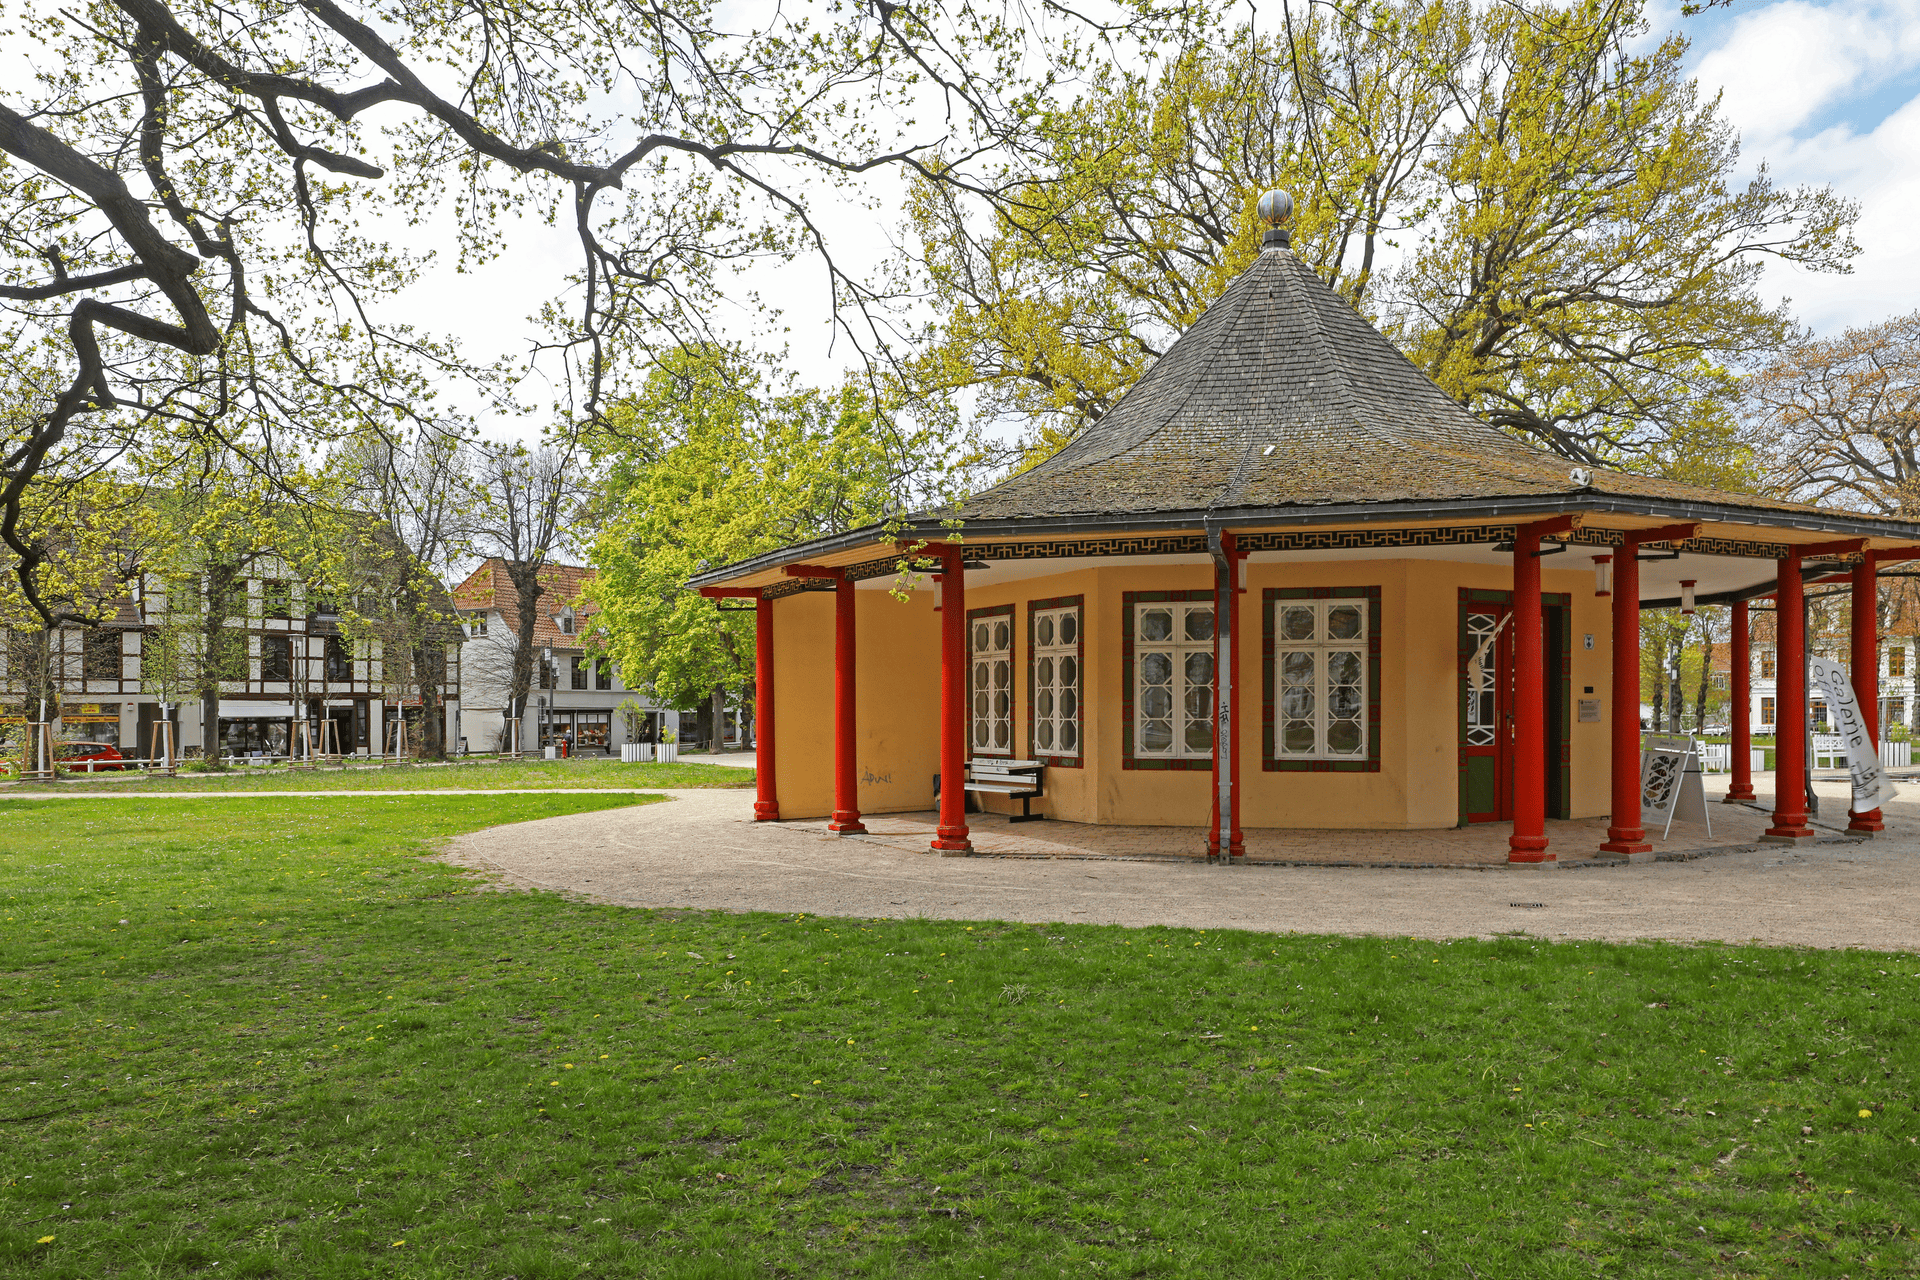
[
  {"left": 463, "top": 611, "right": 489, "bottom": 638},
  {"left": 559, "top": 606, "right": 576, "bottom": 636}
]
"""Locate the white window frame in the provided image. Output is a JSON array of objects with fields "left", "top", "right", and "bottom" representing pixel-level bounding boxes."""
[
  {"left": 969, "top": 610, "right": 1014, "bottom": 756},
  {"left": 1132, "top": 600, "right": 1215, "bottom": 761},
  {"left": 1031, "top": 604, "right": 1081, "bottom": 759},
  {"left": 1271, "top": 598, "right": 1370, "bottom": 762}
]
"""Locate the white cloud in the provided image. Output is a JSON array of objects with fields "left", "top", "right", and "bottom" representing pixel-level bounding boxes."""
[
  {"left": 1690, "top": 0, "right": 1920, "bottom": 332},
  {"left": 1694, "top": 0, "right": 1920, "bottom": 143}
]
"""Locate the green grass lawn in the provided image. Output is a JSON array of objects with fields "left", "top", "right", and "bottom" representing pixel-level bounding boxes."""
[
  {"left": 2, "top": 797, "right": 1916, "bottom": 1278},
  {"left": 13, "top": 756, "right": 752, "bottom": 793}
]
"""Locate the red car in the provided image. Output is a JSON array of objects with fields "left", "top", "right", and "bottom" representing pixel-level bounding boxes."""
[{"left": 60, "top": 741, "right": 128, "bottom": 772}]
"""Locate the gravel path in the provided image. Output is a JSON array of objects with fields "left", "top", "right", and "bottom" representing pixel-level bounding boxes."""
[{"left": 443, "top": 783, "right": 1920, "bottom": 952}]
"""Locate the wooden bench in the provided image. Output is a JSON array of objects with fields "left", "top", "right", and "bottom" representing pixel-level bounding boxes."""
[{"left": 964, "top": 758, "right": 1046, "bottom": 822}]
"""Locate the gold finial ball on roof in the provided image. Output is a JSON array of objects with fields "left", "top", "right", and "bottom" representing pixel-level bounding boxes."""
[{"left": 1257, "top": 189, "right": 1294, "bottom": 227}]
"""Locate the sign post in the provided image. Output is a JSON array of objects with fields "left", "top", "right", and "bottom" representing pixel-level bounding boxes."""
[{"left": 1640, "top": 733, "right": 1712, "bottom": 839}]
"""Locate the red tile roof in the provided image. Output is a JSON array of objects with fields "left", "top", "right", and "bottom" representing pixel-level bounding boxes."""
[{"left": 451, "top": 558, "right": 600, "bottom": 649}]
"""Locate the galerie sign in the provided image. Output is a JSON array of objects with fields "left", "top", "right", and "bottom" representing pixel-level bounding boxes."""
[{"left": 1806, "top": 656, "right": 1899, "bottom": 812}]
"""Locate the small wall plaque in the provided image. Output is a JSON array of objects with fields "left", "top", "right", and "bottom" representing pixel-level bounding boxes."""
[{"left": 1578, "top": 698, "right": 1601, "bottom": 723}]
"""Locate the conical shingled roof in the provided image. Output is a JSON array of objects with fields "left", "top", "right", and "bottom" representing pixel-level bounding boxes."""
[{"left": 955, "top": 245, "right": 1784, "bottom": 521}]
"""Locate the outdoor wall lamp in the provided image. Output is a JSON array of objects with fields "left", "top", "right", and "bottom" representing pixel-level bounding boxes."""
[
  {"left": 1680, "top": 580, "right": 1697, "bottom": 614},
  {"left": 1593, "top": 555, "right": 1612, "bottom": 598}
]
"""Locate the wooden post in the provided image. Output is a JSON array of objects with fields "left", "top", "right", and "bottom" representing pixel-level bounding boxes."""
[
  {"left": 1848, "top": 558, "right": 1884, "bottom": 833},
  {"left": 932, "top": 545, "right": 973, "bottom": 854},
  {"left": 1508, "top": 525, "right": 1551, "bottom": 862},
  {"left": 1726, "top": 599, "right": 1757, "bottom": 802},
  {"left": 149, "top": 716, "right": 177, "bottom": 778},
  {"left": 827, "top": 576, "right": 865, "bottom": 834},
  {"left": 1765, "top": 553, "right": 1816, "bottom": 842},
  {"left": 754, "top": 595, "right": 780, "bottom": 821}
]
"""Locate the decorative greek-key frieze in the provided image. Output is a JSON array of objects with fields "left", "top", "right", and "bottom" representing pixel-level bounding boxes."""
[{"left": 758, "top": 525, "right": 1808, "bottom": 595}]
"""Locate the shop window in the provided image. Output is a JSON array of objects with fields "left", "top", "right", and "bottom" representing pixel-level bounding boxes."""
[
  {"left": 1891, "top": 647, "right": 1907, "bottom": 678},
  {"left": 1760, "top": 696, "right": 1775, "bottom": 727},
  {"left": 324, "top": 635, "right": 353, "bottom": 682},
  {"left": 262, "top": 635, "right": 292, "bottom": 682},
  {"left": 1273, "top": 599, "right": 1370, "bottom": 760},
  {"left": 574, "top": 712, "right": 611, "bottom": 751},
  {"left": 1029, "top": 601, "right": 1081, "bottom": 761},
  {"left": 82, "top": 628, "right": 121, "bottom": 680},
  {"left": 969, "top": 607, "right": 1014, "bottom": 756},
  {"left": 571, "top": 655, "right": 589, "bottom": 690},
  {"left": 1759, "top": 651, "right": 1776, "bottom": 679},
  {"left": 1132, "top": 600, "right": 1214, "bottom": 761},
  {"left": 220, "top": 717, "right": 289, "bottom": 759}
]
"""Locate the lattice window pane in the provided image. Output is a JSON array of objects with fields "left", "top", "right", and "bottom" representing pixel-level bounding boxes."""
[
  {"left": 1274, "top": 598, "right": 1371, "bottom": 760},
  {"left": 1032, "top": 605, "right": 1081, "bottom": 759},
  {"left": 1135, "top": 602, "right": 1215, "bottom": 760},
  {"left": 971, "top": 613, "right": 1013, "bottom": 756}
]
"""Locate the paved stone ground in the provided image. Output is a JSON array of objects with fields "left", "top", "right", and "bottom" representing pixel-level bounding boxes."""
[{"left": 444, "top": 773, "right": 1920, "bottom": 952}]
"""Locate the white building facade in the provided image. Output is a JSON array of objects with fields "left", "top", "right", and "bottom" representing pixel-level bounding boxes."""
[
  {"left": 1748, "top": 638, "right": 1917, "bottom": 736},
  {"left": 452, "top": 559, "right": 678, "bottom": 755}
]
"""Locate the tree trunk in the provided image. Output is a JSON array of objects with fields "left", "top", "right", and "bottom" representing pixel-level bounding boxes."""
[
  {"left": 501, "top": 560, "right": 545, "bottom": 739},
  {"left": 198, "top": 563, "right": 243, "bottom": 765},
  {"left": 1694, "top": 637, "right": 1711, "bottom": 733},
  {"left": 710, "top": 686, "right": 728, "bottom": 753},
  {"left": 415, "top": 638, "right": 447, "bottom": 760}
]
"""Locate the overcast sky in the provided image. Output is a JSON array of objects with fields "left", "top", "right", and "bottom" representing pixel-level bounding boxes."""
[
  {"left": 430, "top": 0, "right": 1920, "bottom": 440},
  {"left": 8, "top": 0, "right": 1913, "bottom": 440}
]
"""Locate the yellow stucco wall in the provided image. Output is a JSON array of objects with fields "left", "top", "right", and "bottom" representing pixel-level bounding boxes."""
[
  {"left": 769, "top": 587, "right": 942, "bottom": 820},
  {"left": 769, "top": 554, "right": 1615, "bottom": 829}
]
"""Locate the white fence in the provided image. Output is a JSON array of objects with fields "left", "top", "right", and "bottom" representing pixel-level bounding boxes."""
[{"left": 1696, "top": 738, "right": 1910, "bottom": 773}]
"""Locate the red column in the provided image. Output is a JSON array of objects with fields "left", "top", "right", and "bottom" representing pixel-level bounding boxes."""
[
  {"left": 827, "top": 576, "right": 866, "bottom": 835},
  {"left": 1509, "top": 525, "right": 1551, "bottom": 862},
  {"left": 1228, "top": 539, "right": 1245, "bottom": 859},
  {"left": 1601, "top": 535, "right": 1651, "bottom": 855},
  {"left": 932, "top": 546, "right": 973, "bottom": 854},
  {"left": 1766, "top": 554, "right": 1815, "bottom": 841},
  {"left": 1849, "top": 558, "right": 1885, "bottom": 833},
  {"left": 1725, "top": 598, "right": 1756, "bottom": 802},
  {"left": 753, "top": 596, "right": 779, "bottom": 821}
]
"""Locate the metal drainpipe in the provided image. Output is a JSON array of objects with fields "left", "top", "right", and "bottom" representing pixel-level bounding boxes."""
[{"left": 1206, "top": 526, "right": 1233, "bottom": 863}]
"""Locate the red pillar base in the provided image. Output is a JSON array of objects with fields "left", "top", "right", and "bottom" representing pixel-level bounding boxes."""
[
  {"left": 1721, "top": 786, "right": 1757, "bottom": 803},
  {"left": 828, "top": 811, "right": 867, "bottom": 835},
  {"left": 753, "top": 800, "right": 781, "bottom": 822},
  {"left": 1847, "top": 808, "right": 1885, "bottom": 835},
  {"left": 1761, "top": 828, "right": 1819, "bottom": 844},
  {"left": 1507, "top": 834, "right": 1554, "bottom": 863},
  {"left": 932, "top": 824, "right": 973, "bottom": 856},
  {"left": 1599, "top": 825, "right": 1651, "bottom": 856}
]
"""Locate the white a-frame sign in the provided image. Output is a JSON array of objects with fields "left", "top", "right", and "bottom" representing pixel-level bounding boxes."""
[
  {"left": 1640, "top": 734, "right": 1711, "bottom": 838},
  {"left": 1807, "top": 656, "right": 1899, "bottom": 812}
]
